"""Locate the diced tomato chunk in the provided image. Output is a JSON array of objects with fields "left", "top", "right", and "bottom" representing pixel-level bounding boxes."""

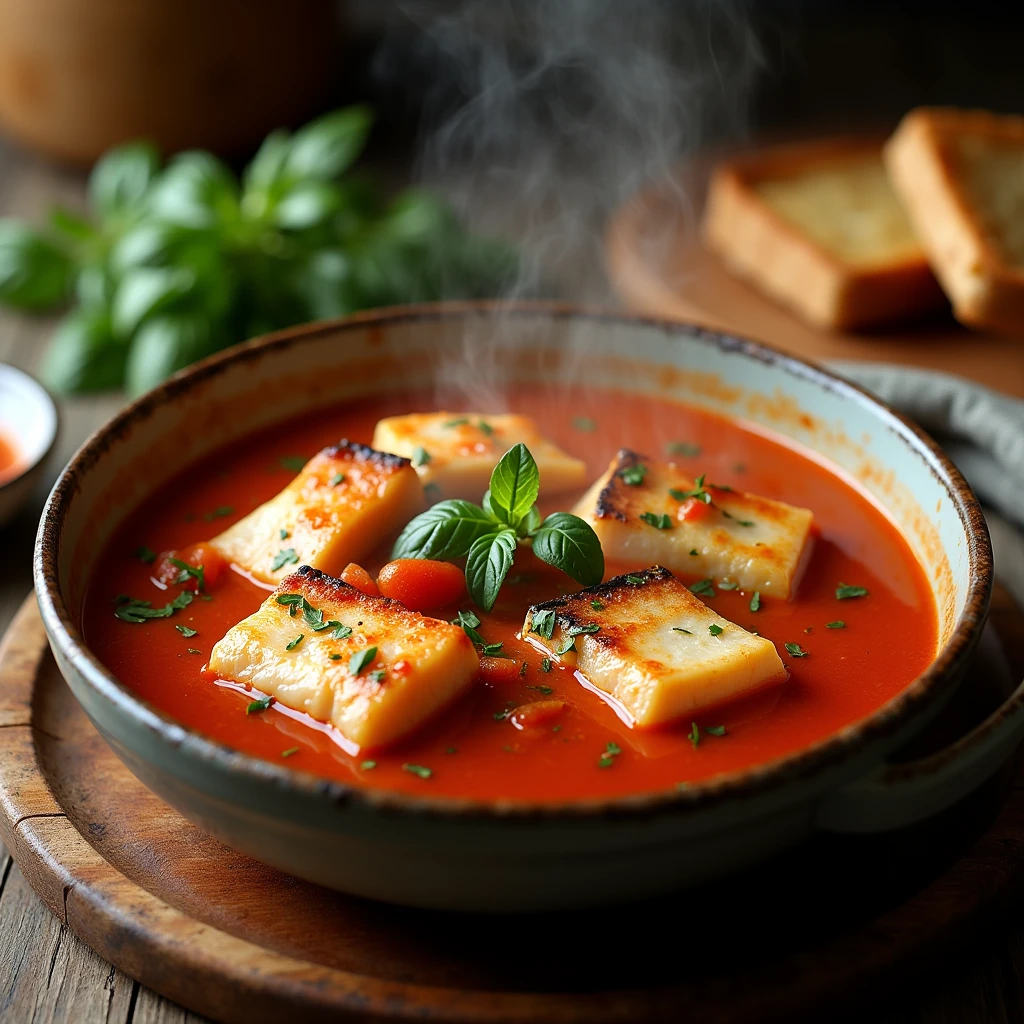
[
  {"left": 677, "top": 497, "right": 715, "bottom": 523},
  {"left": 511, "top": 700, "right": 567, "bottom": 730},
  {"left": 340, "top": 562, "right": 380, "bottom": 597},
  {"left": 377, "top": 558, "right": 465, "bottom": 611},
  {"left": 153, "top": 542, "right": 227, "bottom": 589},
  {"left": 476, "top": 656, "right": 522, "bottom": 685}
]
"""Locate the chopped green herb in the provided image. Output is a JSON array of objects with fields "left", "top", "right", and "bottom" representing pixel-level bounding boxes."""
[
  {"left": 826, "top": 620, "right": 846, "bottom": 629},
  {"left": 667, "top": 441, "right": 701, "bottom": 457},
  {"left": 626, "top": 574, "right": 645, "bottom": 585},
  {"left": 688, "top": 578, "right": 716, "bottom": 597},
  {"left": 285, "top": 634, "right": 304, "bottom": 651},
  {"left": 493, "top": 707, "right": 514, "bottom": 721},
  {"left": 527, "top": 683, "right": 554, "bottom": 695},
  {"left": 349, "top": 646, "right": 378, "bottom": 675},
  {"left": 735, "top": 519, "right": 755, "bottom": 528},
  {"left": 689, "top": 548, "right": 699, "bottom": 556},
  {"left": 530, "top": 608, "right": 556, "bottom": 640},
  {"left": 169, "top": 557, "right": 206, "bottom": 592},
  {"left": 477, "top": 420, "right": 494, "bottom": 436},
  {"left": 669, "top": 473, "right": 712, "bottom": 505},
  {"left": 572, "top": 416, "right": 597, "bottom": 432},
  {"left": 519, "top": 660, "right": 528, "bottom": 677},
  {"left": 279, "top": 528, "right": 290, "bottom": 540},
  {"left": 836, "top": 584, "right": 869, "bottom": 600},
  {"left": 555, "top": 635, "right": 576, "bottom": 656},
  {"left": 672, "top": 627, "right": 693, "bottom": 634},
  {"left": 598, "top": 740, "right": 622, "bottom": 768},
  {"left": 552, "top": 724, "right": 562, "bottom": 732},
  {"left": 203, "top": 505, "right": 234, "bottom": 521},
  {"left": 175, "top": 624, "right": 198, "bottom": 638},
  {"left": 620, "top": 463, "right": 648, "bottom": 486},
  {"left": 688, "top": 722, "right": 700, "bottom": 748},
  {"left": 114, "top": 590, "right": 193, "bottom": 623},
  {"left": 718, "top": 580, "right": 738, "bottom": 591},
  {"left": 749, "top": 591, "right": 761, "bottom": 612},
  {"left": 443, "top": 417, "right": 469, "bottom": 428},
  {"left": 247, "top": 695, "right": 272, "bottom": 714},
  {"left": 706, "top": 725, "right": 727, "bottom": 737},
  {"left": 412, "top": 446, "right": 431, "bottom": 467},
  {"left": 329, "top": 653, "right": 343, "bottom": 660},
  {"left": 302, "top": 602, "right": 326, "bottom": 631},
  {"left": 134, "top": 545, "right": 156, "bottom": 564},
  {"left": 271, "top": 548, "right": 299, "bottom": 572},
  {"left": 708, "top": 623, "right": 724, "bottom": 637},
  {"left": 567, "top": 622, "right": 600, "bottom": 637},
  {"left": 281, "top": 747, "right": 299, "bottom": 758},
  {"left": 591, "top": 599, "right": 605, "bottom": 610},
  {"left": 785, "top": 642, "right": 809, "bottom": 658},
  {"left": 480, "top": 641, "right": 504, "bottom": 657},
  {"left": 540, "top": 657, "right": 552, "bottom": 673},
  {"left": 402, "top": 763, "right": 433, "bottom": 779},
  {"left": 369, "top": 668, "right": 386, "bottom": 683},
  {"left": 361, "top": 760, "right": 377, "bottom": 770},
  {"left": 328, "top": 472, "right": 345, "bottom": 487},
  {"left": 640, "top": 511, "right": 673, "bottom": 530},
  {"left": 187, "top": 648, "right": 202, "bottom": 655},
  {"left": 279, "top": 455, "right": 307, "bottom": 473}
]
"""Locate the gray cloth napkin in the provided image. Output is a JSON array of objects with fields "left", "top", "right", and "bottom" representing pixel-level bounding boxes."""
[{"left": 830, "top": 361, "right": 1024, "bottom": 609}]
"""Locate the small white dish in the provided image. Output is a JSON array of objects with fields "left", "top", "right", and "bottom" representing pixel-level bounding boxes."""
[{"left": 0, "top": 363, "right": 58, "bottom": 529}]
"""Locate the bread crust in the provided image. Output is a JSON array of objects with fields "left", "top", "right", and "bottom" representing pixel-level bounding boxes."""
[
  {"left": 885, "top": 108, "right": 1024, "bottom": 336},
  {"left": 702, "top": 137, "right": 944, "bottom": 331}
]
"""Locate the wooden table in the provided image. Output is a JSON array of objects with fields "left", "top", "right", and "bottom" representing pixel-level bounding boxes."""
[{"left": 1, "top": 139, "right": 1023, "bottom": 1024}]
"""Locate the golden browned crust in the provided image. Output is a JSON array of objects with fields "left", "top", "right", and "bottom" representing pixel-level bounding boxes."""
[
  {"left": 702, "top": 136, "right": 945, "bottom": 331},
  {"left": 884, "top": 107, "right": 1024, "bottom": 336},
  {"left": 321, "top": 440, "right": 412, "bottom": 473}
]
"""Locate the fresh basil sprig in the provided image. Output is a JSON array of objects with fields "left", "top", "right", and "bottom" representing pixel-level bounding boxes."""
[
  {"left": 0, "top": 107, "right": 516, "bottom": 396},
  {"left": 393, "top": 443, "right": 604, "bottom": 611}
]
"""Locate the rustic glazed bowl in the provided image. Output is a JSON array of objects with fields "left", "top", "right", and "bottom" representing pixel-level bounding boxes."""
[{"left": 35, "top": 303, "right": 1015, "bottom": 912}]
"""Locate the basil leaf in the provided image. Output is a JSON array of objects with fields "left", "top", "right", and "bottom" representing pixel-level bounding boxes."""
[
  {"left": 531, "top": 512, "right": 604, "bottom": 587},
  {"left": 112, "top": 266, "right": 195, "bottom": 338},
  {"left": 243, "top": 128, "right": 291, "bottom": 192},
  {"left": 391, "top": 499, "right": 497, "bottom": 560},
  {"left": 89, "top": 142, "right": 160, "bottom": 217},
  {"left": 488, "top": 443, "right": 540, "bottom": 531},
  {"left": 465, "top": 529, "right": 517, "bottom": 612},
  {"left": 148, "top": 151, "right": 238, "bottom": 229},
  {"left": 125, "top": 312, "right": 215, "bottom": 397},
  {"left": 0, "top": 220, "right": 71, "bottom": 311},
  {"left": 273, "top": 180, "right": 341, "bottom": 231},
  {"left": 285, "top": 106, "right": 373, "bottom": 181},
  {"left": 41, "top": 309, "right": 126, "bottom": 393}
]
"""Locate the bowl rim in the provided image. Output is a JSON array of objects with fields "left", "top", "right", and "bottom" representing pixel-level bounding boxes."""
[
  {"left": 0, "top": 361, "right": 58, "bottom": 493},
  {"left": 33, "top": 300, "right": 993, "bottom": 822}
]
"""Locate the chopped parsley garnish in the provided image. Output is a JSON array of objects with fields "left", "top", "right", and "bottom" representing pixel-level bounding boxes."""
[
  {"left": 826, "top": 620, "right": 846, "bottom": 629},
  {"left": 706, "top": 725, "right": 727, "bottom": 737},
  {"left": 689, "top": 548, "right": 699, "bottom": 556},
  {"left": 114, "top": 590, "right": 193, "bottom": 623},
  {"left": 279, "top": 528, "right": 290, "bottom": 540},
  {"left": 688, "top": 578, "right": 716, "bottom": 597},
  {"left": 836, "top": 583, "right": 869, "bottom": 600},
  {"left": 670, "top": 474, "right": 712, "bottom": 505},
  {"left": 688, "top": 722, "right": 700, "bottom": 748},
  {"left": 619, "top": 463, "right": 648, "bottom": 486},
  {"left": 402, "top": 763, "right": 432, "bottom": 779},
  {"left": 285, "top": 634, "right": 304, "bottom": 651},
  {"left": 672, "top": 627, "right": 693, "bottom": 634},
  {"left": 749, "top": 591, "right": 761, "bottom": 612},
  {"left": 591, "top": 599, "right": 605, "bottom": 610},
  {"left": 667, "top": 441, "right": 701, "bottom": 457},
  {"left": 735, "top": 519, "right": 755, "bottom": 528},
  {"left": 454, "top": 608, "right": 501, "bottom": 654},
  {"left": 281, "top": 747, "right": 299, "bottom": 758},
  {"left": 640, "top": 511, "right": 672, "bottom": 530},
  {"left": 569, "top": 623, "right": 601, "bottom": 636},
  {"left": 169, "top": 557, "right": 206, "bottom": 592},
  {"left": 349, "top": 647, "right": 378, "bottom": 675},
  {"left": 494, "top": 706, "right": 515, "bottom": 721},
  {"left": 328, "top": 472, "right": 345, "bottom": 487},
  {"left": 708, "top": 623, "right": 724, "bottom": 637},
  {"left": 412, "top": 446, "right": 431, "bottom": 466},
  {"left": 540, "top": 657, "right": 552, "bottom": 673},
  {"left": 598, "top": 741, "right": 622, "bottom": 768},
  {"left": 443, "top": 417, "right": 469, "bottom": 428},
  {"left": 718, "top": 580, "right": 738, "bottom": 591},
  {"left": 369, "top": 668, "right": 387, "bottom": 683},
  {"left": 203, "top": 506, "right": 234, "bottom": 521},
  {"left": 175, "top": 624, "right": 198, "bottom": 638},
  {"left": 572, "top": 416, "right": 597, "bottom": 432},
  {"left": 477, "top": 419, "right": 494, "bottom": 436},
  {"left": 247, "top": 695, "right": 272, "bottom": 714},
  {"left": 279, "top": 455, "right": 307, "bottom": 473},
  {"left": 271, "top": 547, "right": 299, "bottom": 572},
  {"left": 134, "top": 545, "right": 156, "bottom": 564},
  {"left": 480, "top": 641, "right": 505, "bottom": 657},
  {"left": 527, "top": 684, "right": 554, "bottom": 695},
  {"left": 329, "top": 653, "right": 343, "bottom": 660},
  {"left": 529, "top": 608, "right": 556, "bottom": 640},
  {"left": 555, "top": 635, "right": 576, "bottom": 656},
  {"left": 626, "top": 574, "right": 646, "bottom": 585},
  {"left": 331, "top": 623, "right": 353, "bottom": 639},
  {"left": 785, "top": 642, "right": 809, "bottom": 658},
  {"left": 361, "top": 760, "right": 377, "bottom": 770}
]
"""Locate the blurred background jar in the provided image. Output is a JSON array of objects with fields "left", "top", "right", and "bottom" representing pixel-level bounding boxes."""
[{"left": 0, "top": 0, "right": 338, "bottom": 164}]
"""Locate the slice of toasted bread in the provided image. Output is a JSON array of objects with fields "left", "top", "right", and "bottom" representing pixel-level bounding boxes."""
[
  {"left": 702, "top": 138, "right": 945, "bottom": 330},
  {"left": 885, "top": 108, "right": 1024, "bottom": 335}
]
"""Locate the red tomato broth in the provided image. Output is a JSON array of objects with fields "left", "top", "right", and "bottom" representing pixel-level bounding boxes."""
[{"left": 82, "top": 385, "right": 938, "bottom": 802}]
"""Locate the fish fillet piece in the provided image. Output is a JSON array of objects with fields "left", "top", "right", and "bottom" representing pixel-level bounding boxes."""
[
  {"left": 209, "top": 565, "right": 479, "bottom": 751},
  {"left": 372, "top": 411, "right": 587, "bottom": 500},
  {"left": 523, "top": 566, "right": 787, "bottom": 728},
  {"left": 573, "top": 450, "right": 814, "bottom": 598},
  {"left": 210, "top": 441, "right": 423, "bottom": 584}
]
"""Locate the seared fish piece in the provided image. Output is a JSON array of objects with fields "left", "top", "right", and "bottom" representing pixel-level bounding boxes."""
[
  {"left": 523, "top": 566, "right": 787, "bottom": 728},
  {"left": 211, "top": 441, "right": 423, "bottom": 585},
  {"left": 209, "top": 566, "right": 479, "bottom": 751},
  {"left": 573, "top": 450, "right": 814, "bottom": 599},
  {"left": 372, "top": 411, "right": 587, "bottom": 500}
]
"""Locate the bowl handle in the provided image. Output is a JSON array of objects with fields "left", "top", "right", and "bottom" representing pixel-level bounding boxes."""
[{"left": 816, "top": 624, "right": 1024, "bottom": 833}]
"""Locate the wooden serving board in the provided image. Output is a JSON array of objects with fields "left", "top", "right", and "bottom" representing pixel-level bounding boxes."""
[
  {"left": 2, "top": 591, "right": 1024, "bottom": 1024},
  {"left": 605, "top": 169, "right": 1024, "bottom": 398}
]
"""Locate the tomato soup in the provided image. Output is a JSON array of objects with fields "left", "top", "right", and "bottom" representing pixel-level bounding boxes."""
[{"left": 83, "top": 386, "right": 937, "bottom": 802}]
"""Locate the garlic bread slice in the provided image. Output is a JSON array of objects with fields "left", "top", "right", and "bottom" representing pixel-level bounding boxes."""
[
  {"left": 573, "top": 450, "right": 814, "bottom": 598},
  {"left": 372, "top": 411, "right": 586, "bottom": 500},
  {"left": 211, "top": 441, "right": 423, "bottom": 584},
  {"left": 523, "top": 566, "right": 787, "bottom": 728},
  {"left": 209, "top": 566, "right": 479, "bottom": 751}
]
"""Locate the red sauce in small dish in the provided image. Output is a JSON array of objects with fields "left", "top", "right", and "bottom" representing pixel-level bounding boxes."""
[
  {"left": 0, "top": 432, "right": 19, "bottom": 484},
  {"left": 83, "top": 385, "right": 937, "bottom": 802}
]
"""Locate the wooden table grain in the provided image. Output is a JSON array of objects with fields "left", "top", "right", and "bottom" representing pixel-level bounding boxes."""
[{"left": 0, "top": 136, "right": 1022, "bottom": 1024}]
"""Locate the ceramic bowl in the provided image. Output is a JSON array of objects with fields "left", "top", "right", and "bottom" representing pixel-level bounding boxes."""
[
  {"left": 0, "top": 363, "right": 58, "bottom": 529},
  {"left": 34, "top": 303, "right": 1005, "bottom": 912}
]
